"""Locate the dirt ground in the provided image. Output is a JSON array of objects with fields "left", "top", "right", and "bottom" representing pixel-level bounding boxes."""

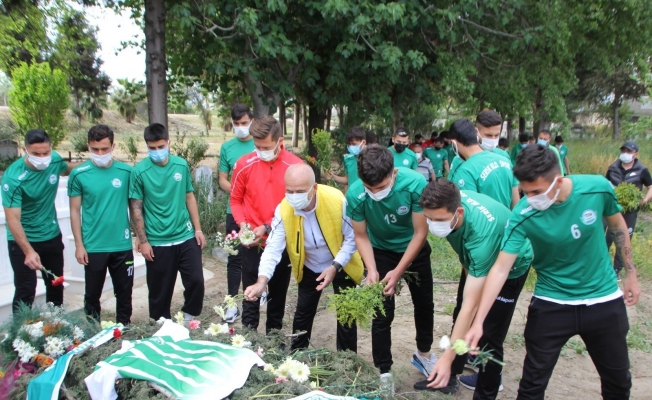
[{"left": 88, "top": 254, "right": 652, "bottom": 400}]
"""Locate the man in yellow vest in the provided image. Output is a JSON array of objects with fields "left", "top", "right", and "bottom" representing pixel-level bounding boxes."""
[{"left": 244, "top": 164, "right": 364, "bottom": 351}]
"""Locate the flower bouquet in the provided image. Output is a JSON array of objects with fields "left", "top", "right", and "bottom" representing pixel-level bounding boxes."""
[
  {"left": 327, "top": 282, "right": 386, "bottom": 329},
  {"left": 439, "top": 335, "right": 505, "bottom": 370},
  {"left": 215, "top": 223, "right": 258, "bottom": 256}
]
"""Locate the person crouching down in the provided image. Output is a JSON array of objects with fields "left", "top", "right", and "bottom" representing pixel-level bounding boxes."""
[{"left": 244, "top": 164, "right": 364, "bottom": 351}]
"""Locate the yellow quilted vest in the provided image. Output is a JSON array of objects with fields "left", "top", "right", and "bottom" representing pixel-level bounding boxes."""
[{"left": 279, "top": 184, "right": 364, "bottom": 284}]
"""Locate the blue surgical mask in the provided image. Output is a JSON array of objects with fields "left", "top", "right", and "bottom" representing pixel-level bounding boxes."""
[
  {"left": 537, "top": 139, "right": 549, "bottom": 146},
  {"left": 348, "top": 144, "right": 361, "bottom": 155},
  {"left": 149, "top": 147, "right": 169, "bottom": 163},
  {"left": 521, "top": 143, "right": 527, "bottom": 148}
]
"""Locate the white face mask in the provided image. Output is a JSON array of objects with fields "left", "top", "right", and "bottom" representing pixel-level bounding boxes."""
[
  {"left": 233, "top": 121, "right": 252, "bottom": 139},
  {"left": 256, "top": 139, "right": 281, "bottom": 162},
  {"left": 620, "top": 153, "right": 634, "bottom": 164},
  {"left": 365, "top": 172, "right": 396, "bottom": 202},
  {"left": 415, "top": 152, "right": 422, "bottom": 159},
  {"left": 480, "top": 137, "right": 499, "bottom": 152},
  {"left": 427, "top": 211, "right": 459, "bottom": 238},
  {"left": 26, "top": 152, "right": 51, "bottom": 170},
  {"left": 91, "top": 152, "right": 112, "bottom": 168},
  {"left": 526, "top": 177, "right": 561, "bottom": 211},
  {"left": 286, "top": 188, "right": 314, "bottom": 211}
]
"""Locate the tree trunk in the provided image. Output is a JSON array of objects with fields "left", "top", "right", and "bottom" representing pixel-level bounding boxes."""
[
  {"left": 506, "top": 118, "right": 513, "bottom": 142},
  {"left": 244, "top": 71, "right": 280, "bottom": 119},
  {"left": 279, "top": 101, "right": 286, "bottom": 137},
  {"left": 325, "top": 106, "right": 332, "bottom": 132},
  {"left": 144, "top": 0, "right": 168, "bottom": 127},
  {"left": 302, "top": 104, "right": 308, "bottom": 141},
  {"left": 338, "top": 104, "right": 344, "bottom": 130},
  {"left": 613, "top": 101, "right": 620, "bottom": 141},
  {"left": 533, "top": 88, "right": 551, "bottom": 135},
  {"left": 308, "top": 103, "right": 326, "bottom": 182},
  {"left": 519, "top": 115, "right": 525, "bottom": 136},
  {"left": 292, "top": 102, "right": 299, "bottom": 148}
]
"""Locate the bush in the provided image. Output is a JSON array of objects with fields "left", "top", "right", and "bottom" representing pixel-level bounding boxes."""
[
  {"left": 120, "top": 134, "right": 139, "bottom": 164},
  {"left": 8, "top": 63, "right": 70, "bottom": 147},
  {"left": 0, "top": 118, "right": 18, "bottom": 141},
  {"left": 171, "top": 131, "right": 209, "bottom": 171},
  {"left": 69, "top": 130, "right": 88, "bottom": 153}
]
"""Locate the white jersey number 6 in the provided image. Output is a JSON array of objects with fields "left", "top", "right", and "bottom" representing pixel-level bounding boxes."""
[{"left": 571, "top": 224, "right": 581, "bottom": 239}]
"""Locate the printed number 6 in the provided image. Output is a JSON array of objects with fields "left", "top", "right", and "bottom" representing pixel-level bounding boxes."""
[{"left": 571, "top": 224, "right": 581, "bottom": 239}]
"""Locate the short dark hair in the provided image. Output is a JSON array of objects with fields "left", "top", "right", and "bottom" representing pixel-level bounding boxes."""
[
  {"left": 476, "top": 110, "right": 502, "bottom": 128},
  {"left": 365, "top": 130, "right": 377, "bottom": 144},
  {"left": 439, "top": 130, "right": 450, "bottom": 139},
  {"left": 346, "top": 126, "right": 367, "bottom": 144},
  {"left": 513, "top": 145, "right": 560, "bottom": 182},
  {"left": 538, "top": 130, "right": 551, "bottom": 139},
  {"left": 251, "top": 115, "right": 282, "bottom": 141},
  {"left": 498, "top": 138, "right": 509, "bottom": 148},
  {"left": 394, "top": 127, "right": 409, "bottom": 137},
  {"left": 431, "top": 131, "right": 439, "bottom": 139},
  {"left": 419, "top": 179, "right": 461, "bottom": 213},
  {"left": 25, "top": 129, "right": 50, "bottom": 146},
  {"left": 554, "top": 135, "right": 564, "bottom": 144},
  {"left": 529, "top": 136, "right": 535, "bottom": 141},
  {"left": 88, "top": 124, "right": 114, "bottom": 144},
  {"left": 144, "top": 123, "right": 168, "bottom": 142},
  {"left": 518, "top": 133, "right": 529, "bottom": 143},
  {"left": 231, "top": 104, "right": 253, "bottom": 121},
  {"left": 414, "top": 134, "right": 423, "bottom": 140},
  {"left": 434, "top": 136, "right": 445, "bottom": 144},
  {"left": 358, "top": 144, "right": 394, "bottom": 186},
  {"left": 449, "top": 119, "right": 478, "bottom": 146}
]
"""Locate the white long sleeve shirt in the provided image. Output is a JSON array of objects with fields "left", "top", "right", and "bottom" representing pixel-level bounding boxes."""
[{"left": 258, "top": 197, "right": 357, "bottom": 280}]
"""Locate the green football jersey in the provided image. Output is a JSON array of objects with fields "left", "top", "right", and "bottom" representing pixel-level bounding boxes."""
[
  {"left": 510, "top": 144, "right": 524, "bottom": 165},
  {"left": 502, "top": 175, "right": 621, "bottom": 300},
  {"left": 342, "top": 153, "right": 360, "bottom": 185},
  {"left": 423, "top": 147, "right": 447, "bottom": 178},
  {"left": 68, "top": 160, "right": 133, "bottom": 252},
  {"left": 218, "top": 137, "right": 255, "bottom": 214},
  {"left": 444, "top": 143, "right": 456, "bottom": 165},
  {"left": 129, "top": 155, "right": 195, "bottom": 246},
  {"left": 446, "top": 191, "right": 532, "bottom": 279},
  {"left": 388, "top": 146, "right": 418, "bottom": 170},
  {"left": 2, "top": 151, "right": 67, "bottom": 242},
  {"left": 548, "top": 145, "right": 565, "bottom": 177},
  {"left": 346, "top": 168, "right": 427, "bottom": 252},
  {"left": 556, "top": 144, "right": 568, "bottom": 175},
  {"left": 449, "top": 151, "right": 515, "bottom": 208}
]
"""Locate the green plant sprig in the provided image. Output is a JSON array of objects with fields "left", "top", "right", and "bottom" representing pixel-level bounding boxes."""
[
  {"left": 327, "top": 282, "right": 386, "bottom": 329},
  {"left": 615, "top": 182, "right": 643, "bottom": 212}
]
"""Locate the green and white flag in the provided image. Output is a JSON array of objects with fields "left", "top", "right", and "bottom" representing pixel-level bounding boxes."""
[{"left": 86, "top": 335, "right": 264, "bottom": 400}]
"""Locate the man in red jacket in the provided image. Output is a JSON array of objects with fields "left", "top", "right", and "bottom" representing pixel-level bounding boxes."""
[{"left": 230, "top": 115, "right": 303, "bottom": 332}]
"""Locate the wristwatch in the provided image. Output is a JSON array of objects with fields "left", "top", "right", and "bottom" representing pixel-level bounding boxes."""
[
  {"left": 332, "top": 261, "right": 344, "bottom": 272},
  {"left": 263, "top": 223, "right": 272, "bottom": 235}
]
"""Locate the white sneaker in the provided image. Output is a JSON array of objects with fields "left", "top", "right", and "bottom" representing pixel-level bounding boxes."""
[
  {"left": 224, "top": 306, "right": 240, "bottom": 323},
  {"left": 379, "top": 372, "right": 395, "bottom": 396},
  {"left": 411, "top": 350, "right": 437, "bottom": 378}
]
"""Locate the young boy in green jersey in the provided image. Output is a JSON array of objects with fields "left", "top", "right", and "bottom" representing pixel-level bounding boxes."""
[
  {"left": 325, "top": 126, "right": 367, "bottom": 192},
  {"left": 68, "top": 125, "right": 134, "bottom": 325},
  {"left": 129, "top": 124, "right": 206, "bottom": 323},
  {"left": 345, "top": 145, "right": 436, "bottom": 391},
  {"left": 465, "top": 145, "right": 640, "bottom": 399},
  {"left": 217, "top": 104, "right": 256, "bottom": 323},
  {"left": 537, "top": 130, "right": 565, "bottom": 176},
  {"left": 510, "top": 133, "right": 529, "bottom": 165},
  {"left": 388, "top": 128, "right": 418, "bottom": 170},
  {"left": 423, "top": 136, "right": 449, "bottom": 179},
  {"left": 448, "top": 119, "right": 519, "bottom": 209},
  {"left": 414, "top": 181, "right": 533, "bottom": 397},
  {"left": 554, "top": 135, "right": 571, "bottom": 175},
  {"left": 2, "top": 130, "right": 75, "bottom": 312}
]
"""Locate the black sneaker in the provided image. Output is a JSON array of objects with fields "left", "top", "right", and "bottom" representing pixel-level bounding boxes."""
[
  {"left": 459, "top": 372, "right": 503, "bottom": 392},
  {"left": 413, "top": 375, "right": 460, "bottom": 394},
  {"left": 465, "top": 354, "right": 479, "bottom": 372}
]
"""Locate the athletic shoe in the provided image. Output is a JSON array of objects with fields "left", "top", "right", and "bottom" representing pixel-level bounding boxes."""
[
  {"left": 413, "top": 375, "right": 460, "bottom": 394},
  {"left": 465, "top": 354, "right": 479, "bottom": 372},
  {"left": 379, "top": 372, "right": 395, "bottom": 396},
  {"left": 459, "top": 373, "right": 503, "bottom": 392},
  {"left": 224, "top": 306, "right": 241, "bottom": 323},
  {"left": 411, "top": 351, "right": 437, "bottom": 378}
]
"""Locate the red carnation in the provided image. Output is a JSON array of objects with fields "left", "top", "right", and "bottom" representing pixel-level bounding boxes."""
[
  {"left": 52, "top": 276, "right": 65, "bottom": 286},
  {"left": 113, "top": 328, "right": 122, "bottom": 339},
  {"left": 229, "top": 327, "right": 236, "bottom": 335}
]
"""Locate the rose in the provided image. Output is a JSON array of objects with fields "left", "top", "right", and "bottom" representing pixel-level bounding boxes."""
[{"left": 113, "top": 328, "right": 122, "bottom": 339}]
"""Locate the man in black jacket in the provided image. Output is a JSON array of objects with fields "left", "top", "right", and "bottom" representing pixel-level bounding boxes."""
[{"left": 605, "top": 141, "right": 652, "bottom": 276}]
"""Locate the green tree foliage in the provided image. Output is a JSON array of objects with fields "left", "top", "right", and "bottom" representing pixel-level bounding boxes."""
[
  {"left": 0, "top": 0, "right": 48, "bottom": 77},
  {"left": 51, "top": 8, "right": 111, "bottom": 124},
  {"left": 8, "top": 62, "right": 70, "bottom": 147}
]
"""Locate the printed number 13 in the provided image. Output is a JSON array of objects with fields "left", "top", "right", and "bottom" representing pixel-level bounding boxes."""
[{"left": 384, "top": 214, "right": 397, "bottom": 224}]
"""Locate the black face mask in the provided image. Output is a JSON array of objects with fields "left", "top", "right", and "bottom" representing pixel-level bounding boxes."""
[{"left": 394, "top": 143, "right": 407, "bottom": 153}]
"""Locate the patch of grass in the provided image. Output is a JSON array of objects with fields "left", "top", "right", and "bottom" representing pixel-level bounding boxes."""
[
  {"left": 505, "top": 333, "right": 525, "bottom": 348},
  {"left": 562, "top": 337, "right": 588, "bottom": 358},
  {"left": 428, "top": 235, "right": 461, "bottom": 281},
  {"left": 442, "top": 303, "right": 455, "bottom": 316},
  {"left": 523, "top": 268, "right": 537, "bottom": 292},
  {"left": 627, "top": 321, "right": 652, "bottom": 352}
]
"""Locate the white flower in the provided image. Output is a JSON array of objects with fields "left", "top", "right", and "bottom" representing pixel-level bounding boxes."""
[
  {"left": 18, "top": 344, "right": 38, "bottom": 363},
  {"left": 231, "top": 334, "right": 251, "bottom": 348},
  {"left": 23, "top": 321, "right": 44, "bottom": 338},
  {"left": 44, "top": 336, "right": 65, "bottom": 358},
  {"left": 12, "top": 338, "right": 27, "bottom": 353},
  {"left": 289, "top": 361, "right": 311, "bottom": 383},
  {"left": 310, "top": 381, "right": 318, "bottom": 389},
  {"left": 239, "top": 229, "right": 257, "bottom": 246},
  {"left": 174, "top": 311, "right": 185, "bottom": 325},
  {"left": 276, "top": 362, "right": 291, "bottom": 378},
  {"left": 213, "top": 305, "right": 226, "bottom": 320},
  {"left": 205, "top": 323, "right": 229, "bottom": 336},
  {"left": 72, "top": 326, "right": 85, "bottom": 341},
  {"left": 439, "top": 335, "right": 451, "bottom": 350},
  {"left": 263, "top": 364, "right": 276, "bottom": 373},
  {"left": 61, "top": 338, "right": 73, "bottom": 349},
  {"left": 223, "top": 295, "right": 237, "bottom": 309},
  {"left": 451, "top": 339, "right": 470, "bottom": 355}
]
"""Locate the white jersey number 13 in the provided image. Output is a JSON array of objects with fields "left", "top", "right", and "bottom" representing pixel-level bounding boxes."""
[{"left": 384, "top": 214, "right": 397, "bottom": 224}]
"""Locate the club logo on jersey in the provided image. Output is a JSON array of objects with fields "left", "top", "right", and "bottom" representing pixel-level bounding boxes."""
[
  {"left": 2, "top": 184, "right": 8, "bottom": 192},
  {"left": 358, "top": 192, "right": 367, "bottom": 199},
  {"left": 581, "top": 209, "right": 597, "bottom": 225},
  {"left": 48, "top": 174, "right": 57, "bottom": 184},
  {"left": 124, "top": 229, "right": 130, "bottom": 239},
  {"left": 174, "top": 172, "right": 182, "bottom": 182},
  {"left": 403, "top": 159, "right": 409, "bottom": 166},
  {"left": 186, "top": 221, "right": 193, "bottom": 231},
  {"left": 437, "top": 154, "right": 441, "bottom": 158},
  {"left": 397, "top": 205, "right": 410, "bottom": 215},
  {"left": 112, "top": 178, "right": 122, "bottom": 188},
  {"left": 520, "top": 206, "right": 533, "bottom": 215},
  {"left": 17, "top": 170, "right": 28, "bottom": 180},
  {"left": 458, "top": 179, "right": 465, "bottom": 187}
]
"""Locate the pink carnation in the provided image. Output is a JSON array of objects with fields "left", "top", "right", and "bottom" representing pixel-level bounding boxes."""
[
  {"left": 275, "top": 376, "right": 288, "bottom": 383},
  {"left": 188, "top": 320, "right": 201, "bottom": 330}
]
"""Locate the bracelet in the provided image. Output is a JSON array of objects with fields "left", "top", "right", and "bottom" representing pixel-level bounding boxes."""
[
  {"left": 195, "top": 230, "right": 202, "bottom": 233},
  {"left": 332, "top": 261, "right": 344, "bottom": 272}
]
